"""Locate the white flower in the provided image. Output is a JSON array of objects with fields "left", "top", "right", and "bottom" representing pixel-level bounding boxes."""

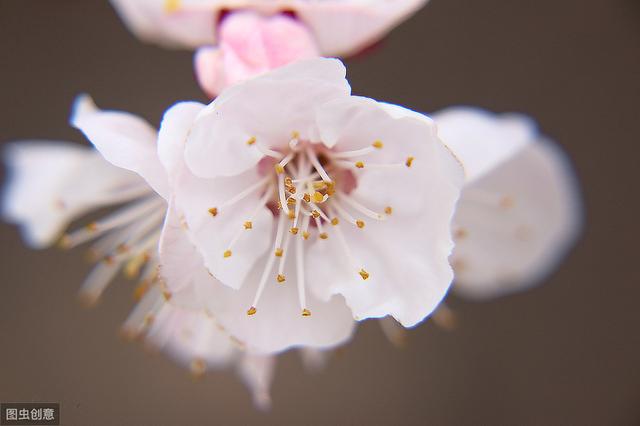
[
  {"left": 435, "top": 107, "right": 582, "bottom": 299},
  {"left": 2, "top": 141, "right": 144, "bottom": 248},
  {"left": 110, "top": 0, "right": 428, "bottom": 56},
  {"left": 149, "top": 58, "right": 465, "bottom": 354},
  {"left": 123, "top": 284, "right": 277, "bottom": 409}
]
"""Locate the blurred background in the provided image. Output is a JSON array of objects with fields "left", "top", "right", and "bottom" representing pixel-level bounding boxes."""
[{"left": 0, "top": 0, "right": 638, "bottom": 424}]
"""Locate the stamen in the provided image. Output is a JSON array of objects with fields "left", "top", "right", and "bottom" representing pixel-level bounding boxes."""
[
  {"left": 332, "top": 199, "right": 363, "bottom": 229},
  {"left": 385, "top": 206, "right": 393, "bottom": 215},
  {"left": 330, "top": 208, "right": 369, "bottom": 281},
  {"left": 218, "top": 175, "right": 270, "bottom": 209},
  {"left": 337, "top": 192, "right": 385, "bottom": 220},
  {"left": 246, "top": 136, "right": 256, "bottom": 146},
  {"left": 63, "top": 196, "right": 163, "bottom": 248},
  {"left": 296, "top": 214, "right": 311, "bottom": 316},
  {"left": 305, "top": 146, "right": 332, "bottom": 182},
  {"left": 253, "top": 143, "right": 282, "bottom": 159},
  {"left": 406, "top": 156, "right": 415, "bottom": 167},
  {"left": 328, "top": 142, "right": 380, "bottom": 159},
  {"left": 222, "top": 185, "right": 273, "bottom": 257},
  {"left": 208, "top": 207, "right": 218, "bottom": 216},
  {"left": 278, "top": 174, "right": 290, "bottom": 215},
  {"left": 249, "top": 213, "right": 286, "bottom": 313}
]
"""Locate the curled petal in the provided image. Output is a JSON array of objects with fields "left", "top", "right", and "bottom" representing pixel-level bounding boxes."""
[{"left": 71, "top": 95, "right": 170, "bottom": 198}]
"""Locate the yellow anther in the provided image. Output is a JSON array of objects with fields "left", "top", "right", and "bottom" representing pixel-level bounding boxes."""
[
  {"left": 291, "top": 131, "right": 300, "bottom": 139},
  {"left": 302, "top": 231, "right": 310, "bottom": 240},
  {"left": 274, "top": 248, "right": 283, "bottom": 257},
  {"left": 287, "top": 197, "right": 297, "bottom": 206},
  {"left": 290, "top": 227, "right": 299, "bottom": 235},
  {"left": 319, "top": 232, "right": 329, "bottom": 240},
  {"left": 190, "top": 358, "right": 206, "bottom": 377},
  {"left": 313, "top": 191, "right": 324, "bottom": 203},
  {"left": 359, "top": 269, "right": 370, "bottom": 280},
  {"left": 247, "top": 306, "right": 257, "bottom": 316},
  {"left": 303, "top": 193, "right": 311, "bottom": 203},
  {"left": 311, "top": 210, "right": 321, "bottom": 219},
  {"left": 246, "top": 136, "right": 256, "bottom": 146},
  {"left": 384, "top": 206, "right": 393, "bottom": 215},
  {"left": 372, "top": 140, "right": 384, "bottom": 149},
  {"left": 103, "top": 255, "right": 115, "bottom": 266},
  {"left": 276, "top": 274, "right": 286, "bottom": 283},
  {"left": 223, "top": 250, "right": 232, "bottom": 258},
  {"left": 275, "top": 164, "right": 285, "bottom": 174},
  {"left": 355, "top": 161, "right": 365, "bottom": 169},
  {"left": 313, "top": 181, "right": 327, "bottom": 190},
  {"left": 58, "top": 235, "right": 71, "bottom": 249},
  {"left": 208, "top": 207, "right": 218, "bottom": 217},
  {"left": 284, "top": 176, "right": 293, "bottom": 186},
  {"left": 133, "top": 280, "right": 150, "bottom": 302},
  {"left": 331, "top": 218, "right": 339, "bottom": 226},
  {"left": 302, "top": 309, "right": 311, "bottom": 317},
  {"left": 86, "top": 222, "right": 98, "bottom": 232},
  {"left": 287, "top": 186, "right": 296, "bottom": 194},
  {"left": 406, "top": 156, "right": 415, "bottom": 167},
  {"left": 276, "top": 200, "right": 282, "bottom": 210},
  {"left": 244, "top": 221, "right": 253, "bottom": 230},
  {"left": 326, "top": 181, "right": 336, "bottom": 196},
  {"left": 162, "top": 291, "right": 172, "bottom": 302},
  {"left": 454, "top": 228, "right": 468, "bottom": 240},
  {"left": 288, "top": 210, "right": 296, "bottom": 220},
  {"left": 356, "top": 220, "right": 365, "bottom": 229},
  {"left": 500, "top": 196, "right": 515, "bottom": 209},
  {"left": 143, "top": 313, "right": 155, "bottom": 327},
  {"left": 164, "top": 0, "right": 181, "bottom": 13}
]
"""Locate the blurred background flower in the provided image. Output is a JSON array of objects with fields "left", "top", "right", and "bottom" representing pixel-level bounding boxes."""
[{"left": 0, "top": 0, "right": 637, "bottom": 424}]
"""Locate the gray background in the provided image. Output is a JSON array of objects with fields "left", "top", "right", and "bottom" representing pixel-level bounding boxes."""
[{"left": 1, "top": 0, "right": 638, "bottom": 424}]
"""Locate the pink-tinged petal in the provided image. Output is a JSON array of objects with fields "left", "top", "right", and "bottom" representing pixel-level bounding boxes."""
[
  {"left": 194, "top": 11, "right": 320, "bottom": 97},
  {"left": 185, "top": 58, "right": 350, "bottom": 179},
  {"left": 157, "top": 101, "right": 206, "bottom": 183},
  {"left": 174, "top": 169, "right": 274, "bottom": 289},
  {"left": 238, "top": 354, "right": 276, "bottom": 411},
  {"left": 434, "top": 107, "right": 536, "bottom": 183},
  {"left": 71, "top": 95, "right": 170, "bottom": 198},
  {"left": 308, "top": 99, "right": 464, "bottom": 327},
  {"left": 110, "top": 0, "right": 217, "bottom": 49},
  {"left": 159, "top": 219, "right": 356, "bottom": 354},
  {"left": 295, "top": 0, "right": 428, "bottom": 56},
  {"left": 452, "top": 137, "right": 583, "bottom": 299},
  {"left": 194, "top": 46, "right": 225, "bottom": 99},
  {"left": 2, "top": 142, "right": 144, "bottom": 248}
]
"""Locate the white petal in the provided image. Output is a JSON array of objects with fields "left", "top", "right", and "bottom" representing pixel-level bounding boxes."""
[
  {"left": 110, "top": 0, "right": 427, "bottom": 57},
  {"left": 309, "top": 98, "right": 464, "bottom": 327},
  {"left": 159, "top": 219, "right": 356, "bottom": 354},
  {"left": 237, "top": 354, "right": 276, "bottom": 411},
  {"left": 185, "top": 58, "right": 350, "bottom": 178},
  {"left": 2, "top": 141, "right": 143, "bottom": 247},
  {"left": 174, "top": 169, "right": 274, "bottom": 289},
  {"left": 295, "top": 0, "right": 428, "bottom": 56},
  {"left": 71, "top": 94, "right": 169, "bottom": 198},
  {"left": 110, "top": 0, "right": 217, "bottom": 49},
  {"left": 434, "top": 107, "right": 536, "bottom": 183},
  {"left": 157, "top": 101, "right": 206, "bottom": 183},
  {"left": 452, "top": 137, "right": 582, "bottom": 298}
]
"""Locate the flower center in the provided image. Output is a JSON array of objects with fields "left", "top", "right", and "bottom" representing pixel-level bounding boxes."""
[{"left": 209, "top": 133, "right": 414, "bottom": 317}]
